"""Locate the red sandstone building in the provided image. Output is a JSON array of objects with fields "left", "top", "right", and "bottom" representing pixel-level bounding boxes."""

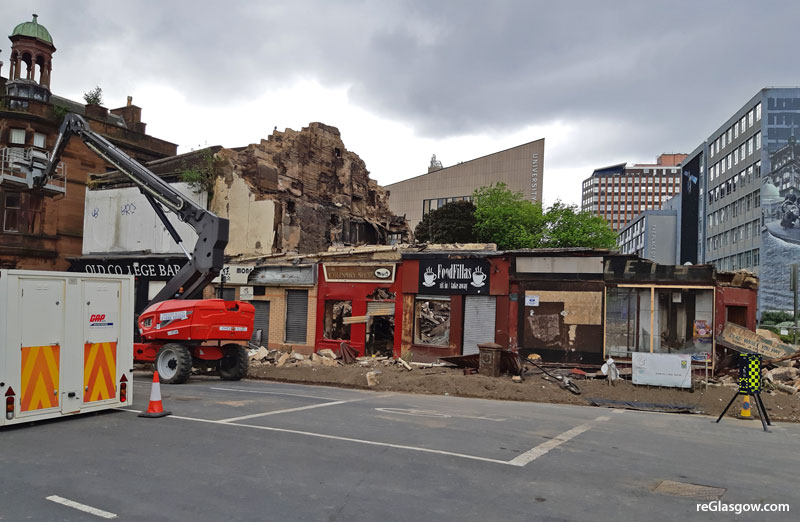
[{"left": 0, "top": 15, "right": 176, "bottom": 270}]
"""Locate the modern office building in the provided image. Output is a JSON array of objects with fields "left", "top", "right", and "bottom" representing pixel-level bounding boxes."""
[
  {"left": 386, "top": 138, "right": 545, "bottom": 231},
  {"left": 581, "top": 153, "right": 686, "bottom": 232},
  {"left": 693, "top": 87, "right": 800, "bottom": 313},
  {"left": 616, "top": 208, "right": 678, "bottom": 265}
]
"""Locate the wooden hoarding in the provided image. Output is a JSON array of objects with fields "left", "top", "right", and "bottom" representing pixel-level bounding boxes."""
[{"left": 716, "top": 322, "right": 796, "bottom": 360}]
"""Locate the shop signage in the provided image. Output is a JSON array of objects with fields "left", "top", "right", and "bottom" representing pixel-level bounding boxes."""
[
  {"left": 323, "top": 264, "right": 396, "bottom": 283},
  {"left": 632, "top": 352, "right": 692, "bottom": 388},
  {"left": 239, "top": 286, "right": 254, "bottom": 300},
  {"left": 212, "top": 264, "right": 255, "bottom": 284},
  {"left": 69, "top": 257, "right": 187, "bottom": 279},
  {"left": 418, "top": 259, "right": 491, "bottom": 294},
  {"left": 716, "top": 322, "right": 795, "bottom": 360},
  {"left": 249, "top": 264, "right": 316, "bottom": 286}
]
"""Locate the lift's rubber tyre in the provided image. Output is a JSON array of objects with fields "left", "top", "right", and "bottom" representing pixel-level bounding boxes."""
[
  {"left": 219, "top": 343, "right": 249, "bottom": 381},
  {"left": 155, "top": 343, "right": 193, "bottom": 384}
]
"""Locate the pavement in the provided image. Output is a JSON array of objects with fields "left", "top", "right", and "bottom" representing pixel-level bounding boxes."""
[{"left": 1, "top": 375, "right": 799, "bottom": 521}]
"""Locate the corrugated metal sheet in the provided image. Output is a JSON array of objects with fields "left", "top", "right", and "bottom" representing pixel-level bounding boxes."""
[
  {"left": 251, "top": 300, "right": 270, "bottom": 345},
  {"left": 367, "top": 301, "right": 395, "bottom": 316},
  {"left": 285, "top": 290, "right": 308, "bottom": 343},
  {"left": 462, "top": 296, "right": 495, "bottom": 355}
]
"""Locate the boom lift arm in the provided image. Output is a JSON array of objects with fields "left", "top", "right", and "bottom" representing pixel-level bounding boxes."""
[{"left": 36, "top": 113, "right": 228, "bottom": 305}]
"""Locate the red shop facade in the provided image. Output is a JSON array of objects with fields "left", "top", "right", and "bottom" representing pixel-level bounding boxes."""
[
  {"left": 315, "top": 261, "right": 403, "bottom": 357},
  {"left": 399, "top": 252, "right": 512, "bottom": 362}
]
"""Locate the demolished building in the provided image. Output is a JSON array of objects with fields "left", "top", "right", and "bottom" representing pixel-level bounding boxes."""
[
  {"left": 211, "top": 122, "right": 410, "bottom": 256},
  {"left": 73, "top": 122, "right": 410, "bottom": 313}
]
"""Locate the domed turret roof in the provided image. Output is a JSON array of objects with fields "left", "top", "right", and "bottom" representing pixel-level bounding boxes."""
[{"left": 11, "top": 14, "right": 53, "bottom": 45}]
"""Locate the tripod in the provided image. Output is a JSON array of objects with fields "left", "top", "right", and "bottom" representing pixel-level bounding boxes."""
[{"left": 716, "top": 353, "right": 771, "bottom": 432}]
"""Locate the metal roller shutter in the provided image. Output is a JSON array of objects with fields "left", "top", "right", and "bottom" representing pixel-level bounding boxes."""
[
  {"left": 285, "top": 290, "right": 308, "bottom": 343},
  {"left": 367, "top": 301, "right": 395, "bottom": 316},
  {"left": 251, "top": 301, "right": 270, "bottom": 345},
  {"left": 462, "top": 295, "right": 496, "bottom": 355}
]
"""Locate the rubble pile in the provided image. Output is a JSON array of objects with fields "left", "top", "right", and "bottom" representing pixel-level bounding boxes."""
[
  {"left": 416, "top": 300, "right": 451, "bottom": 346},
  {"left": 213, "top": 122, "right": 409, "bottom": 254},
  {"left": 763, "top": 365, "right": 800, "bottom": 395},
  {"left": 706, "top": 363, "right": 800, "bottom": 396},
  {"left": 248, "top": 347, "right": 340, "bottom": 368}
]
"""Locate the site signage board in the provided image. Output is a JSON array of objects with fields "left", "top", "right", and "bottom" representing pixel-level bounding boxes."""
[{"left": 632, "top": 352, "right": 692, "bottom": 389}]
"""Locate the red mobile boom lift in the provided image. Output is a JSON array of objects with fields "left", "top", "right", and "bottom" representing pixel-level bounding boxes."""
[{"left": 29, "top": 114, "right": 254, "bottom": 383}]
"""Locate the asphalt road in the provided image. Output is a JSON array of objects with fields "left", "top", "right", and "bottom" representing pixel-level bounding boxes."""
[{"left": 1, "top": 376, "right": 798, "bottom": 521}]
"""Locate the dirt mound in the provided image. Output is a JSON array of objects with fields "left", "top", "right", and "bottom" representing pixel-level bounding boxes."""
[{"left": 247, "top": 361, "right": 800, "bottom": 422}]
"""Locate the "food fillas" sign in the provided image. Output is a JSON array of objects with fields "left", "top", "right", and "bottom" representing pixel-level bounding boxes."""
[{"left": 417, "top": 259, "right": 491, "bottom": 294}]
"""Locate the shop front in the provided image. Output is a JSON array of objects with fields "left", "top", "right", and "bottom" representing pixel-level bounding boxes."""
[
  {"left": 315, "top": 262, "right": 402, "bottom": 357},
  {"left": 69, "top": 254, "right": 188, "bottom": 314},
  {"left": 400, "top": 252, "right": 511, "bottom": 362},
  {"left": 244, "top": 263, "right": 318, "bottom": 354},
  {"left": 512, "top": 252, "right": 606, "bottom": 365}
]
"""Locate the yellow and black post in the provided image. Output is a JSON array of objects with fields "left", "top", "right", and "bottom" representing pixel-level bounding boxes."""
[{"left": 715, "top": 353, "right": 771, "bottom": 432}]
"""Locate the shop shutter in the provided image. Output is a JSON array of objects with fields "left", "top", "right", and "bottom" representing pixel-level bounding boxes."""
[
  {"left": 251, "top": 300, "right": 270, "bottom": 345},
  {"left": 285, "top": 290, "right": 308, "bottom": 343},
  {"left": 367, "top": 301, "right": 395, "bottom": 316},
  {"left": 462, "top": 295, "right": 496, "bottom": 355},
  {"left": 217, "top": 287, "right": 235, "bottom": 300}
]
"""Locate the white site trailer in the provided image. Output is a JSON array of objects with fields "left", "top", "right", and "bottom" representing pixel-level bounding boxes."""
[{"left": 1, "top": 270, "right": 133, "bottom": 427}]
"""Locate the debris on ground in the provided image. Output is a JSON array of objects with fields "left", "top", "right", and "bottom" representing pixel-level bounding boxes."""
[
  {"left": 338, "top": 342, "right": 360, "bottom": 364},
  {"left": 245, "top": 363, "right": 800, "bottom": 422},
  {"left": 366, "top": 371, "right": 381, "bottom": 387},
  {"left": 587, "top": 397, "right": 701, "bottom": 414}
]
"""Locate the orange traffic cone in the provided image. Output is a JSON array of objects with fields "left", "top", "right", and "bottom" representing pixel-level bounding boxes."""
[{"left": 138, "top": 371, "right": 172, "bottom": 418}]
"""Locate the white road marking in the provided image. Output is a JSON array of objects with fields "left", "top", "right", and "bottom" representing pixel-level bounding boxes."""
[
  {"left": 46, "top": 495, "right": 117, "bottom": 519},
  {"left": 594, "top": 415, "right": 611, "bottom": 422},
  {"left": 210, "top": 386, "right": 351, "bottom": 401},
  {"left": 375, "top": 407, "right": 505, "bottom": 421},
  {"left": 508, "top": 423, "right": 594, "bottom": 466},
  {"left": 218, "top": 398, "right": 368, "bottom": 423},
  {"left": 166, "top": 414, "right": 517, "bottom": 465}
]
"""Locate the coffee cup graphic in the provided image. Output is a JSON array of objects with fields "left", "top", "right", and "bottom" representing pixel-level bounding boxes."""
[
  {"left": 423, "top": 267, "right": 436, "bottom": 287},
  {"left": 471, "top": 267, "right": 486, "bottom": 287}
]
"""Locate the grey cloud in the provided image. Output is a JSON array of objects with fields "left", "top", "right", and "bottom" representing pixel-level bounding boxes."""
[{"left": 5, "top": 1, "right": 799, "bottom": 159}]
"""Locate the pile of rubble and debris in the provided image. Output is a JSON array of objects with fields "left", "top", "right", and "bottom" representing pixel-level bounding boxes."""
[
  {"left": 708, "top": 365, "right": 800, "bottom": 396},
  {"left": 243, "top": 348, "right": 800, "bottom": 422}
]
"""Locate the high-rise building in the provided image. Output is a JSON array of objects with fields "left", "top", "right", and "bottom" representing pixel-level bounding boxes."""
[
  {"left": 581, "top": 153, "right": 686, "bottom": 232},
  {"left": 690, "top": 87, "right": 800, "bottom": 313}
]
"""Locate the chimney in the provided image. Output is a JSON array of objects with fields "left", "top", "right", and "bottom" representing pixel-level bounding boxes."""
[{"left": 111, "top": 95, "right": 146, "bottom": 133}]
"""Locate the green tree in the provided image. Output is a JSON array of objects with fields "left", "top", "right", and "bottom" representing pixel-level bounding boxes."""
[
  {"left": 473, "top": 183, "right": 546, "bottom": 249},
  {"left": 83, "top": 86, "right": 103, "bottom": 106},
  {"left": 472, "top": 183, "right": 616, "bottom": 249},
  {"left": 415, "top": 200, "right": 477, "bottom": 243},
  {"left": 543, "top": 201, "right": 618, "bottom": 248}
]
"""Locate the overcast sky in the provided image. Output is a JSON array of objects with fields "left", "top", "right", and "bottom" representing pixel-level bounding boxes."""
[{"left": 5, "top": 1, "right": 799, "bottom": 205}]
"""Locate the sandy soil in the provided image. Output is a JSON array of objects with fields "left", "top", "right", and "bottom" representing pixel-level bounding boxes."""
[{"left": 247, "top": 361, "right": 800, "bottom": 423}]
